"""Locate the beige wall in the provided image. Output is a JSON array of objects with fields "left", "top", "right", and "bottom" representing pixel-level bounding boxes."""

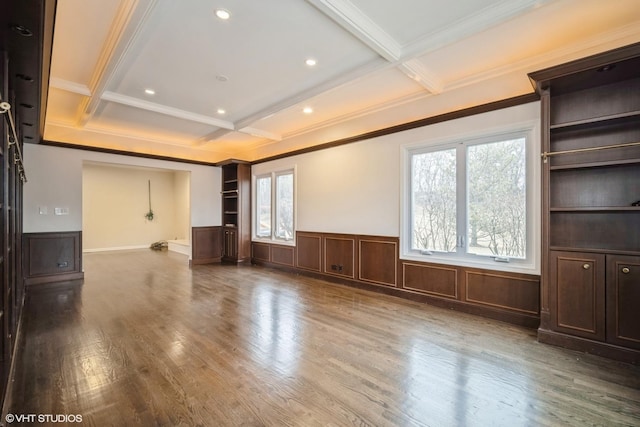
[
  {"left": 82, "top": 163, "right": 186, "bottom": 250},
  {"left": 173, "top": 171, "right": 190, "bottom": 241}
]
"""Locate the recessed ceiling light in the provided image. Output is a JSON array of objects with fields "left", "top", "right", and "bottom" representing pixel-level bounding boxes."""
[
  {"left": 305, "top": 58, "right": 317, "bottom": 67},
  {"left": 144, "top": 89, "right": 155, "bottom": 95},
  {"left": 215, "top": 9, "right": 230, "bottom": 20},
  {"left": 303, "top": 107, "right": 313, "bottom": 114},
  {"left": 217, "top": 108, "right": 226, "bottom": 115}
]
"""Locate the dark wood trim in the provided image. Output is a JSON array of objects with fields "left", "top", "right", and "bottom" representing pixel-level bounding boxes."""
[
  {"left": 538, "top": 328, "right": 640, "bottom": 365},
  {"left": 252, "top": 93, "right": 539, "bottom": 164},
  {"left": 191, "top": 226, "right": 222, "bottom": 265},
  {"left": 43, "top": 93, "right": 539, "bottom": 167},
  {"left": 23, "top": 231, "right": 84, "bottom": 286},
  {"left": 41, "top": 140, "right": 218, "bottom": 167}
]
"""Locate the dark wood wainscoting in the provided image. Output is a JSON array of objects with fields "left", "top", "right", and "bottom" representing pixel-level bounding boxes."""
[
  {"left": 400, "top": 260, "right": 540, "bottom": 327},
  {"left": 191, "top": 226, "right": 222, "bottom": 265},
  {"left": 252, "top": 242, "right": 295, "bottom": 267},
  {"left": 253, "top": 231, "right": 540, "bottom": 328},
  {"left": 295, "top": 232, "right": 322, "bottom": 272},
  {"left": 23, "top": 232, "right": 84, "bottom": 286}
]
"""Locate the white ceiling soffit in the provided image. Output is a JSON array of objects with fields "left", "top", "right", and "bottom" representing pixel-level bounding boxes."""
[{"left": 44, "top": 0, "right": 640, "bottom": 163}]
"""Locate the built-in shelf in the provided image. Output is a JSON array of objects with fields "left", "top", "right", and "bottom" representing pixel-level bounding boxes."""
[
  {"left": 550, "top": 206, "right": 640, "bottom": 212},
  {"left": 549, "top": 246, "right": 640, "bottom": 256},
  {"left": 549, "top": 157, "right": 640, "bottom": 170},
  {"left": 550, "top": 110, "right": 640, "bottom": 131}
]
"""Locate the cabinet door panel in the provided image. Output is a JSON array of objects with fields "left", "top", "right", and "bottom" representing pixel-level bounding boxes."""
[
  {"left": 550, "top": 251, "right": 605, "bottom": 340},
  {"left": 607, "top": 255, "right": 640, "bottom": 349}
]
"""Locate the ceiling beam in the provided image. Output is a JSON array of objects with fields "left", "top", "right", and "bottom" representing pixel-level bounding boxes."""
[
  {"left": 76, "top": 0, "right": 159, "bottom": 127},
  {"left": 234, "top": 58, "right": 389, "bottom": 131},
  {"left": 397, "top": 59, "right": 444, "bottom": 94},
  {"left": 101, "top": 91, "right": 234, "bottom": 129},
  {"left": 305, "top": 0, "right": 402, "bottom": 62}
]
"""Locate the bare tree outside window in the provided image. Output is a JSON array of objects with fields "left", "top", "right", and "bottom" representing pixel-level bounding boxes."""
[
  {"left": 411, "top": 149, "right": 456, "bottom": 252},
  {"left": 467, "top": 138, "right": 526, "bottom": 258},
  {"left": 410, "top": 136, "right": 527, "bottom": 260},
  {"left": 276, "top": 173, "right": 294, "bottom": 240}
]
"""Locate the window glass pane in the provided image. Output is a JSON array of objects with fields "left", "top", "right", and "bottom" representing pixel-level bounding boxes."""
[
  {"left": 275, "top": 173, "right": 293, "bottom": 240},
  {"left": 467, "top": 137, "right": 526, "bottom": 259},
  {"left": 411, "top": 149, "right": 457, "bottom": 252},
  {"left": 256, "top": 176, "right": 271, "bottom": 237}
]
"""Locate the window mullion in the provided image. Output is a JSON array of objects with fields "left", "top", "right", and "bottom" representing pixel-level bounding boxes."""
[
  {"left": 271, "top": 172, "right": 277, "bottom": 240},
  {"left": 456, "top": 144, "right": 467, "bottom": 255}
]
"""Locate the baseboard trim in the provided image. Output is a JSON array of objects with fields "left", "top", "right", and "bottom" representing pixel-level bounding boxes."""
[
  {"left": 538, "top": 328, "right": 640, "bottom": 364},
  {"left": 190, "top": 257, "right": 222, "bottom": 267},
  {"left": 25, "top": 272, "right": 85, "bottom": 286}
]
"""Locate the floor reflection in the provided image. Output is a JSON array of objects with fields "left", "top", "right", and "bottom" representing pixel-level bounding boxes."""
[
  {"left": 250, "top": 285, "right": 302, "bottom": 378},
  {"left": 405, "top": 337, "right": 533, "bottom": 426}
]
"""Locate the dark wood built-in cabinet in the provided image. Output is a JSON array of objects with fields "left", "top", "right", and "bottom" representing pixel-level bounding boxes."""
[
  {"left": 220, "top": 160, "right": 251, "bottom": 262},
  {"left": 530, "top": 42, "right": 640, "bottom": 363}
]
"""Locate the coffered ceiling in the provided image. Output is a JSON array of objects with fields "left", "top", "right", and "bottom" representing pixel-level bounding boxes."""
[{"left": 44, "top": 0, "right": 640, "bottom": 163}]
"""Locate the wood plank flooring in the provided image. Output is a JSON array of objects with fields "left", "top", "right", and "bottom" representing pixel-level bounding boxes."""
[{"left": 6, "top": 249, "right": 640, "bottom": 426}]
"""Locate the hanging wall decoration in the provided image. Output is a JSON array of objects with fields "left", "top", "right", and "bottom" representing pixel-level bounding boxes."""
[{"left": 145, "top": 179, "right": 154, "bottom": 221}]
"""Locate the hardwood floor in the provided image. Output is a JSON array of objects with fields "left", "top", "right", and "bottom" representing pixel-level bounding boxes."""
[{"left": 6, "top": 250, "right": 640, "bottom": 426}]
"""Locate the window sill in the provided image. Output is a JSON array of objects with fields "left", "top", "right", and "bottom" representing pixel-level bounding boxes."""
[
  {"left": 400, "top": 252, "right": 539, "bottom": 276},
  {"left": 252, "top": 237, "right": 296, "bottom": 247}
]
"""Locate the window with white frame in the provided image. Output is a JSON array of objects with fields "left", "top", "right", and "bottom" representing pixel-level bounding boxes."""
[
  {"left": 404, "top": 128, "right": 536, "bottom": 270},
  {"left": 254, "top": 169, "right": 294, "bottom": 241}
]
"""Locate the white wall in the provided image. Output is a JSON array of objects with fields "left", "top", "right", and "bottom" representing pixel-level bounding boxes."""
[
  {"left": 23, "top": 144, "right": 220, "bottom": 233},
  {"left": 253, "top": 102, "right": 541, "bottom": 269}
]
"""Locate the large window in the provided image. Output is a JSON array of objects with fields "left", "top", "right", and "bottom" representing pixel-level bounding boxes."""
[
  {"left": 254, "top": 169, "right": 295, "bottom": 242},
  {"left": 405, "top": 129, "right": 536, "bottom": 270}
]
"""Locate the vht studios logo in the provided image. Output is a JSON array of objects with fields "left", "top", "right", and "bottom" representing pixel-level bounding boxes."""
[{"left": 5, "top": 413, "right": 83, "bottom": 423}]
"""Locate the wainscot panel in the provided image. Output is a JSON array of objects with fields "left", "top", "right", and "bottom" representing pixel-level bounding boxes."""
[
  {"left": 296, "top": 232, "right": 322, "bottom": 272},
  {"left": 271, "top": 245, "right": 295, "bottom": 267},
  {"left": 23, "top": 232, "right": 84, "bottom": 285},
  {"left": 402, "top": 262, "right": 457, "bottom": 298},
  {"left": 465, "top": 270, "right": 540, "bottom": 315},
  {"left": 191, "top": 226, "right": 222, "bottom": 265},
  {"left": 358, "top": 236, "right": 398, "bottom": 287},
  {"left": 324, "top": 234, "right": 356, "bottom": 279},
  {"left": 252, "top": 242, "right": 270, "bottom": 263}
]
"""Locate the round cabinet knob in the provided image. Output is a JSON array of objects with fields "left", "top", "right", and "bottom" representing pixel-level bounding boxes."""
[
  {"left": 583, "top": 263, "right": 591, "bottom": 270},
  {"left": 622, "top": 267, "right": 630, "bottom": 274}
]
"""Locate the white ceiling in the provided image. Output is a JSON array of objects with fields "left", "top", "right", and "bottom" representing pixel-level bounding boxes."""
[{"left": 44, "top": 0, "right": 640, "bottom": 163}]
